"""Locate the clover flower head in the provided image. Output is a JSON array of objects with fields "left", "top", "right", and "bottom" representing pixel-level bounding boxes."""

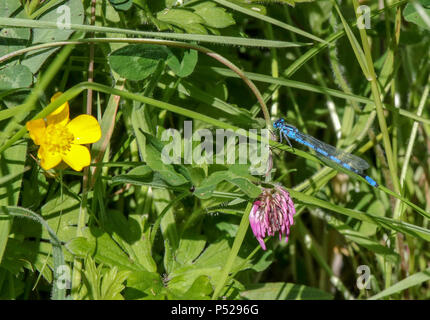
[
  {"left": 249, "top": 185, "right": 296, "bottom": 250},
  {"left": 26, "top": 92, "right": 102, "bottom": 171}
]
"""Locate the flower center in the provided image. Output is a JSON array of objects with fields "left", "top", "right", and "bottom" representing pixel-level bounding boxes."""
[{"left": 44, "top": 124, "right": 74, "bottom": 155}]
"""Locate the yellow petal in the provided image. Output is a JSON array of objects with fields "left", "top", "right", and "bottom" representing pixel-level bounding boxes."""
[
  {"left": 38, "top": 146, "right": 62, "bottom": 170},
  {"left": 62, "top": 144, "right": 91, "bottom": 171},
  {"left": 26, "top": 119, "right": 46, "bottom": 145},
  {"left": 47, "top": 92, "right": 69, "bottom": 126},
  {"left": 67, "top": 115, "right": 101, "bottom": 145}
]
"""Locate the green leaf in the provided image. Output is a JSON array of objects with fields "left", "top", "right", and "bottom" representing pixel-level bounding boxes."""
[
  {"left": 145, "top": 143, "right": 189, "bottom": 186},
  {"left": 79, "top": 256, "right": 131, "bottom": 300},
  {"left": 123, "top": 165, "right": 153, "bottom": 178},
  {"left": 174, "top": 234, "right": 207, "bottom": 266},
  {"left": 100, "top": 267, "right": 131, "bottom": 300},
  {"left": 109, "top": 0, "right": 133, "bottom": 11},
  {"left": 240, "top": 282, "right": 333, "bottom": 300},
  {"left": 358, "top": 200, "right": 385, "bottom": 236},
  {"left": 112, "top": 169, "right": 188, "bottom": 191},
  {"left": 369, "top": 268, "right": 430, "bottom": 300},
  {"left": 104, "top": 210, "right": 141, "bottom": 244},
  {"left": 192, "top": 2, "right": 235, "bottom": 29},
  {"left": 152, "top": 188, "right": 180, "bottom": 251},
  {"left": 169, "top": 275, "right": 213, "bottom": 299},
  {"left": 125, "top": 270, "right": 164, "bottom": 299},
  {"left": 20, "top": 168, "right": 48, "bottom": 209},
  {"left": 181, "top": 23, "right": 208, "bottom": 34},
  {"left": 66, "top": 228, "right": 148, "bottom": 272},
  {"left": 403, "top": 0, "right": 430, "bottom": 30},
  {"left": 169, "top": 239, "right": 250, "bottom": 294},
  {"left": 21, "top": 0, "right": 84, "bottom": 73},
  {"left": 326, "top": 214, "right": 399, "bottom": 263},
  {"left": 157, "top": 8, "right": 205, "bottom": 28},
  {"left": 0, "top": 27, "right": 30, "bottom": 65},
  {"left": 246, "top": 0, "right": 315, "bottom": 5},
  {"left": 166, "top": 48, "right": 198, "bottom": 78},
  {"left": 0, "top": 1, "right": 21, "bottom": 18},
  {"left": 0, "top": 206, "right": 66, "bottom": 300},
  {"left": 38, "top": 186, "right": 83, "bottom": 242},
  {"left": 78, "top": 255, "right": 130, "bottom": 300},
  {"left": 127, "top": 215, "right": 158, "bottom": 273},
  {"left": 229, "top": 0, "right": 267, "bottom": 15},
  {"left": 250, "top": 250, "right": 273, "bottom": 272},
  {"left": 0, "top": 266, "right": 25, "bottom": 299},
  {"left": 0, "top": 65, "right": 32, "bottom": 90},
  {"left": 109, "top": 44, "right": 170, "bottom": 81},
  {"left": 194, "top": 167, "right": 261, "bottom": 199},
  {"left": 0, "top": 141, "right": 27, "bottom": 268}
]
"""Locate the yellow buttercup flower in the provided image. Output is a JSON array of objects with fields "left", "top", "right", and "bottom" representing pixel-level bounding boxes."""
[{"left": 26, "top": 92, "right": 102, "bottom": 171}]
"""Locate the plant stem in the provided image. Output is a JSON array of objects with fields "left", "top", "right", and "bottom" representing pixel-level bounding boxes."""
[
  {"left": 212, "top": 202, "right": 252, "bottom": 300},
  {"left": 352, "top": 0, "right": 400, "bottom": 194}
]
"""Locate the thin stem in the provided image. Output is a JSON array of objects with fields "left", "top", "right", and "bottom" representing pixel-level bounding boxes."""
[
  {"left": 212, "top": 202, "right": 252, "bottom": 300},
  {"left": 86, "top": 0, "right": 96, "bottom": 115},
  {"left": 0, "top": 16, "right": 306, "bottom": 48},
  {"left": 264, "top": 23, "right": 280, "bottom": 119},
  {"left": 394, "top": 72, "right": 430, "bottom": 220},
  {"left": 352, "top": 0, "right": 400, "bottom": 194}
]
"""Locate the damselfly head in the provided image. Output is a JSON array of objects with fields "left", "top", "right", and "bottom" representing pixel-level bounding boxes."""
[
  {"left": 273, "top": 118, "right": 285, "bottom": 129},
  {"left": 274, "top": 118, "right": 298, "bottom": 133}
]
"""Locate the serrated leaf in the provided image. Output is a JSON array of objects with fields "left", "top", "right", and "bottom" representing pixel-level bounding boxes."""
[
  {"left": 66, "top": 228, "right": 147, "bottom": 272},
  {"left": 79, "top": 256, "right": 131, "bottom": 300},
  {"left": 168, "top": 239, "right": 250, "bottom": 294}
]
